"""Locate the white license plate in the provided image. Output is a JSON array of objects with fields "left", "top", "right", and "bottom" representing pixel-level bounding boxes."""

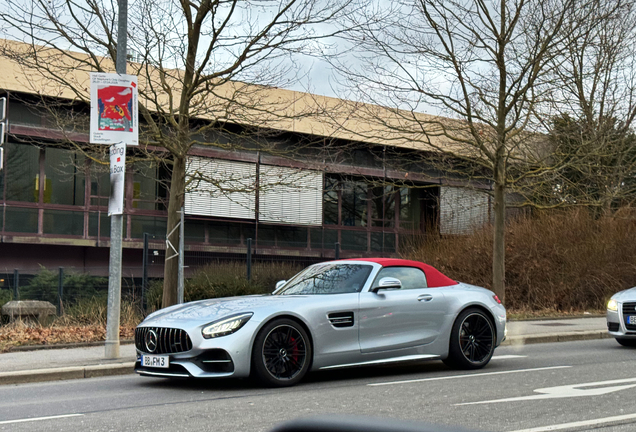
[
  {"left": 141, "top": 355, "right": 169, "bottom": 368},
  {"left": 628, "top": 316, "right": 636, "bottom": 325}
]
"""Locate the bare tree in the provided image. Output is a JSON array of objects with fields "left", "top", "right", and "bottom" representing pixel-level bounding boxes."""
[
  {"left": 535, "top": 0, "right": 636, "bottom": 213},
  {"left": 327, "top": 0, "right": 586, "bottom": 303},
  {"left": 0, "top": 0, "right": 348, "bottom": 307}
]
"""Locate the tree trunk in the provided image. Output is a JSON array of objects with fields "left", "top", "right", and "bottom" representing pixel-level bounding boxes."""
[
  {"left": 162, "top": 155, "right": 186, "bottom": 308},
  {"left": 492, "top": 168, "right": 506, "bottom": 305}
]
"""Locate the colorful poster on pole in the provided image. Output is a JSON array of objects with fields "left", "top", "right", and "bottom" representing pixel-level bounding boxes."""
[
  {"left": 108, "top": 142, "right": 126, "bottom": 216},
  {"left": 90, "top": 73, "right": 138, "bottom": 146}
]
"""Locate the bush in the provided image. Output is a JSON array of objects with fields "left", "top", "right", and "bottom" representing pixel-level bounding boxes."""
[
  {"left": 146, "top": 261, "right": 304, "bottom": 312},
  {"left": 0, "top": 289, "right": 12, "bottom": 308},
  {"left": 146, "top": 279, "right": 164, "bottom": 312},
  {"left": 54, "top": 297, "right": 143, "bottom": 327},
  {"left": 404, "top": 209, "right": 636, "bottom": 311},
  {"left": 18, "top": 267, "right": 108, "bottom": 305}
]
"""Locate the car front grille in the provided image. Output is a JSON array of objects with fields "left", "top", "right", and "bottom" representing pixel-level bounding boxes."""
[
  {"left": 622, "top": 302, "right": 636, "bottom": 331},
  {"left": 135, "top": 327, "right": 193, "bottom": 354}
]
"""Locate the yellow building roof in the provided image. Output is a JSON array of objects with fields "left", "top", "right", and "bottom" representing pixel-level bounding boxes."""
[{"left": 0, "top": 39, "right": 475, "bottom": 155}]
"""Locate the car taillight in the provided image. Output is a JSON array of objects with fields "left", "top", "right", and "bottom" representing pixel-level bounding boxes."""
[{"left": 493, "top": 295, "right": 502, "bottom": 304}]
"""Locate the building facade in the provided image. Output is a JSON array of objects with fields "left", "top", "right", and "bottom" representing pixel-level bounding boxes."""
[{"left": 0, "top": 89, "right": 493, "bottom": 278}]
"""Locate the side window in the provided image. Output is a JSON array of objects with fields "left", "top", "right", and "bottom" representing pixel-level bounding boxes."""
[{"left": 372, "top": 267, "right": 427, "bottom": 290}]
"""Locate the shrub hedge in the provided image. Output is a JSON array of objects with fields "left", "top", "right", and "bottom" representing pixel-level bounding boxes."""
[{"left": 404, "top": 209, "right": 636, "bottom": 311}]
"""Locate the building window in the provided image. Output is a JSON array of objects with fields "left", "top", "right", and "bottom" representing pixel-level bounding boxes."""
[
  {"left": 207, "top": 221, "right": 242, "bottom": 245},
  {"left": 184, "top": 157, "right": 256, "bottom": 219},
  {"left": 133, "top": 160, "right": 168, "bottom": 211},
  {"left": 88, "top": 212, "right": 110, "bottom": 238},
  {"left": 4, "top": 207, "right": 38, "bottom": 233},
  {"left": 43, "top": 209, "right": 84, "bottom": 236},
  {"left": 130, "top": 215, "right": 167, "bottom": 239},
  {"left": 323, "top": 176, "right": 338, "bottom": 225},
  {"left": 341, "top": 230, "right": 367, "bottom": 251},
  {"left": 340, "top": 178, "right": 368, "bottom": 227},
  {"left": 4, "top": 143, "right": 40, "bottom": 203},
  {"left": 44, "top": 147, "right": 85, "bottom": 206},
  {"left": 259, "top": 165, "right": 322, "bottom": 225},
  {"left": 90, "top": 160, "right": 110, "bottom": 208},
  {"left": 184, "top": 219, "right": 206, "bottom": 242},
  {"left": 399, "top": 187, "right": 422, "bottom": 231},
  {"left": 273, "top": 225, "right": 307, "bottom": 248}
]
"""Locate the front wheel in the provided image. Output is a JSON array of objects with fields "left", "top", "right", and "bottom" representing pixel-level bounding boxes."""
[
  {"left": 616, "top": 338, "right": 636, "bottom": 347},
  {"left": 251, "top": 318, "right": 312, "bottom": 387},
  {"left": 443, "top": 308, "right": 495, "bottom": 369}
]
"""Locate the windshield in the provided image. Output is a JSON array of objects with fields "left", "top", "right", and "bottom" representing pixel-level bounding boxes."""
[{"left": 274, "top": 263, "right": 373, "bottom": 295}]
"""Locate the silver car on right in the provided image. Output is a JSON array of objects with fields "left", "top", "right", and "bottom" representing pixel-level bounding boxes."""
[{"left": 607, "top": 287, "right": 636, "bottom": 347}]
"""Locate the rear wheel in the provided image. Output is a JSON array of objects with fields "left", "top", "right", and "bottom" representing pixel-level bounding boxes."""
[
  {"left": 616, "top": 338, "right": 636, "bottom": 347},
  {"left": 443, "top": 308, "right": 495, "bottom": 369},
  {"left": 251, "top": 318, "right": 312, "bottom": 387}
]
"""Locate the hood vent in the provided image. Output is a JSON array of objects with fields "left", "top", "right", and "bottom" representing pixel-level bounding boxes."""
[{"left": 328, "top": 312, "right": 354, "bottom": 328}]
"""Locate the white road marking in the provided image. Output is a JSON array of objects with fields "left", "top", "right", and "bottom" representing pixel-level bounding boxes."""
[
  {"left": 368, "top": 365, "right": 571, "bottom": 387},
  {"left": 0, "top": 414, "right": 83, "bottom": 425},
  {"left": 457, "top": 377, "right": 636, "bottom": 406},
  {"left": 491, "top": 355, "right": 527, "bottom": 360},
  {"left": 508, "top": 412, "right": 636, "bottom": 432}
]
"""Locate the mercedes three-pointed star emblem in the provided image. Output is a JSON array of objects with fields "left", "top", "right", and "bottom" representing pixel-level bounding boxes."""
[{"left": 145, "top": 329, "right": 158, "bottom": 353}]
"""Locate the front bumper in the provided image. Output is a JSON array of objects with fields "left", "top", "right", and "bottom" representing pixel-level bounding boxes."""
[
  {"left": 135, "top": 348, "right": 237, "bottom": 378},
  {"left": 134, "top": 319, "right": 262, "bottom": 379}
]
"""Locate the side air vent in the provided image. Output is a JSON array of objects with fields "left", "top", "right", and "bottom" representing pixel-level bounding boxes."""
[{"left": 328, "top": 312, "right": 354, "bottom": 328}]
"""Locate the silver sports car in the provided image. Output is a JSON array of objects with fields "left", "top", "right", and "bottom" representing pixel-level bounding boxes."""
[
  {"left": 607, "top": 288, "right": 636, "bottom": 346},
  {"left": 134, "top": 258, "right": 507, "bottom": 386}
]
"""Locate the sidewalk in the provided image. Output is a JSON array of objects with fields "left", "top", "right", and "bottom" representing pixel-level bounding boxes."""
[
  {"left": 0, "top": 317, "right": 609, "bottom": 385},
  {"left": 502, "top": 316, "right": 608, "bottom": 345}
]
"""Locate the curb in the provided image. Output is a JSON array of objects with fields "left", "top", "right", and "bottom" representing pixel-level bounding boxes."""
[
  {"left": 500, "top": 330, "right": 611, "bottom": 346},
  {"left": 0, "top": 361, "right": 135, "bottom": 386},
  {"left": 6, "top": 340, "right": 135, "bottom": 353},
  {"left": 507, "top": 314, "right": 604, "bottom": 321}
]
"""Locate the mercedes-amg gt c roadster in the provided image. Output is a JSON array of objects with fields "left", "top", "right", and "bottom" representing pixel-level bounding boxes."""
[{"left": 134, "top": 258, "right": 507, "bottom": 386}]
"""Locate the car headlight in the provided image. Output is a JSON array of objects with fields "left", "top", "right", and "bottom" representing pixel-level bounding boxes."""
[
  {"left": 607, "top": 299, "right": 618, "bottom": 311},
  {"left": 202, "top": 313, "right": 253, "bottom": 339}
]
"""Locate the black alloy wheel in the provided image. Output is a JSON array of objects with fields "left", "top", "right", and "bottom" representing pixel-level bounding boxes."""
[
  {"left": 252, "top": 318, "right": 312, "bottom": 387},
  {"left": 443, "top": 308, "right": 495, "bottom": 370}
]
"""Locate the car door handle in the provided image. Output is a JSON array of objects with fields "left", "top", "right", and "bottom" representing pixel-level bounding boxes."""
[{"left": 417, "top": 294, "right": 433, "bottom": 302}]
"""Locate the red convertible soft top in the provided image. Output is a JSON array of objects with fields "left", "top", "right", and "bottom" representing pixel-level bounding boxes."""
[{"left": 345, "top": 258, "right": 458, "bottom": 288}]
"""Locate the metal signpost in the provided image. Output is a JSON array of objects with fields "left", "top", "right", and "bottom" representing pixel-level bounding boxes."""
[{"left": 93, "top": 0, "right": 137, "bottom": 360}]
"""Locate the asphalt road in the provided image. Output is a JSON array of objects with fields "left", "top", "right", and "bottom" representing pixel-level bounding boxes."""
[{"left": 0, "top": 339, "right": 635, "bottom": 432}]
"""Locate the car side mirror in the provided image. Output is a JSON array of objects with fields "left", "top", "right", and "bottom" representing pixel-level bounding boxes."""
[
  {"left": 370, "top": 277, "right": 402, "bottom": 293},
  {"left": 275, "top": 280, "right": 287, "bottom": 291}
]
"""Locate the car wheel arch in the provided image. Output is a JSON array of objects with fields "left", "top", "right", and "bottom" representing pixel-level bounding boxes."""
[
  {"left": 454, "top": 304, "right": 497, "bottom": 341},
  {"left": 248, "top": 314, "right": 315, "bottom": 374}
]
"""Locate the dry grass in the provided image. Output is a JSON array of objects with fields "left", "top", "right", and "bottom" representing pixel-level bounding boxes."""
[
  {"left": 0, "top": 321, "right": 135, "bottom": 352},
  {"left": 405, "top": 209, "right": 636, "bottom": 311},
  {"left": 0, "top": 299, "right": 142, "bottom": 352}
]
